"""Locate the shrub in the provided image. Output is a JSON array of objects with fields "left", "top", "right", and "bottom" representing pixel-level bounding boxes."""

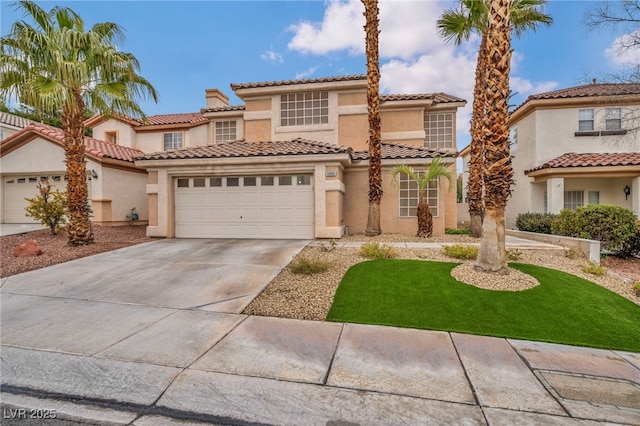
[
  {"left": 288, "top": 257, "right": 330, "bottom": 275},
  {"left": 445, "top": 228, "right": 470, "bottom": 235},
  {"left": 582, "top": 261, "right": 608, "bottom": 277},
  {"left": 506, "top": 249, "right": 523, "bottom": 261},
  {"left": 564, "top": 248, "right": 583, "bottom": 260},
  {"left": 615, "top": 229, "right": 640, "bottom": 259},
  {"left": 24, "top": 180, "right": 68, "bottom": 235},
  {"left": 359, "top": 242, "right": 397, "bottom": 259},
  {"left": 442, "top": 244, "right": 478, "bottom": 260},
  {"left": 515, "top": 212, "right": 557, "bottom": 234},
  {"left": 551, "top": 205, "right": 638, "bottom": 251}
]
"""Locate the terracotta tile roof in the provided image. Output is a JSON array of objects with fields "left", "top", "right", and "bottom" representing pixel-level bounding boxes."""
[
  {"left": 139, "top": 112, "right": 208, "bottom": 127},
  {"left": 525, "top": 152, "right": 640, "bottom": 173},
  {"left": 381, "top": 93, "right": 465, "bottom": 104},
  {"left": 526, "top": 83, "right": 640, "bottom": 101},
  {"left": 200, "top": 105, "right": 246, "bottom": 114},
  {"left": 353, "top": 142, "right": 457, "bottom": 161},
  {"left": 2, "top": 123, "right": 143, "bottom": 163},
  {"left": 0, "top": 112, "right": 34, "bottom": 129},
  {"left": 231, "top": 74, "right": 366, "bottom": 90},
  {"left": 136, "top": 138, "right": 351, "bottom": 161}
]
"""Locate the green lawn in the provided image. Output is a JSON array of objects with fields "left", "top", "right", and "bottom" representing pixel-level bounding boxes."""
[{"left": 326, "top": 260, "right": 640, "bottom": 352}]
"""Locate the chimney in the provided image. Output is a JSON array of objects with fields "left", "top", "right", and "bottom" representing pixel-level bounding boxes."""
[
  {"left": 592, "top": 78, "right": 597, "bottom": 84},
  {"left": 205, "top": 88, "right": 229, "bottom": 109}
]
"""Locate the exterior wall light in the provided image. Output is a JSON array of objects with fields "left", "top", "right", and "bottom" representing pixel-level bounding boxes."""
[{"left": 624, "top": 185, "right": 631, "bottom": 200}]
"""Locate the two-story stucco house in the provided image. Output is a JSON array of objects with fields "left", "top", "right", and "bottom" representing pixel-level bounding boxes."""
[
  {"left": 1, "top": 75, "right": 466, "bottom": 238},
  {"left": 507, "top": 82, "right": 640, "bottom": 228},
  {"left": 461, "top": 82, "right": 640, "bottom": 230},
  {"left": 123, "top": 75, "right": 465, "bottom": 239}
]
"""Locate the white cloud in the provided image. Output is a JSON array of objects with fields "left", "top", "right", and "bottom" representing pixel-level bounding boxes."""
[
  {"left": 604, "top": 30, "right": 640, "bottom": 67},
  {"left": 260, "top": 47, "right": 284, "bottom": 64},
  {"left": 510, "top": 77, "right": 558, "bottom": 98},
  {"left": 295, "top": 66, "right": 319, "bottom": 79}
]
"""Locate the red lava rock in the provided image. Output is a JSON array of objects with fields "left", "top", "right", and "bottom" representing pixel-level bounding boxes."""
[{"left": 12, "top": 239, "right": 43, "bottom": 257}]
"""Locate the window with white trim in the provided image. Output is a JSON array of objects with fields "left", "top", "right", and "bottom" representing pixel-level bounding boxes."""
[
  {"left": 280, "top": 91, "right": 328, "bottom": 126},
  {"left": 564, "top": 190, "right": 584, "bottom": 210},
  {"left": 605, "top": 108, "right": 622, "bottom": 130},
  {"left": 163, "top": 132, "right": 182, "bottom": 150},
  {"left": 105, "top": 131, "right": 117, "bottom": 144},
  {"left": 399, "top": 173, "right": 439, "bottom": 217},
  {"left": 424, "top": 112, "right": 453, "bottom": 149},
  {"left": 215, "top": 120, "right": 237, "bottom": 142},
  {"left": 578, "top": 109, "right": 594, "bottom": 131}
]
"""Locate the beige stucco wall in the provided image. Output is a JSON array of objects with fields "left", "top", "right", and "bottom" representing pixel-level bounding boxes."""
[
  {"left": 338, "top": 92, "right": 367, "bottom": 106},
  {"left": 245, "top": 119, "right": 272, "bottom": 141},
  {"left": 338, "top": 114, "right": 368, "bottom": 150},
  {"left": 381, "top": 109, "right": 423, "bottom": 133},
  {"left": 343, "top": 164, "right": 452, "bottom": 236},
  {"left": 92, "top": 119, "right": 138, "bottom": 149},
  {"left": 96, "top": 167, "right": 148, "bottom": 225},
  {"left": 185, "top": 124, "right": 209, "bottom": 148},
  {"left": 246, "top": 98, "right": 271, "bottom": 112},
  {"left": 0, "top": 125, "right": 21, "bottom": 140}
]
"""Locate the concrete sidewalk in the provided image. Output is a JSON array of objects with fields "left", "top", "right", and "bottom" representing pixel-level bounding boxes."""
[{"left": 1, "top": 238, "right": 639, "bottom": 425}]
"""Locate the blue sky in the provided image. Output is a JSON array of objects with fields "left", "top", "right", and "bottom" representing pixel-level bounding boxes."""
[{"left": 1, "top": 1, "right": 634, "bottom": 148}]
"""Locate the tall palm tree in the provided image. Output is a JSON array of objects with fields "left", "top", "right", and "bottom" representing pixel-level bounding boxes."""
[
  {"left": 391, "top": 158, "right": 455, "bottom": 238},
  {"left": 475, "top": 0, "right": 513, "bottom": 273},
  {"left": 437, "top": 0, "right": 552, "bottom": 238},
  {"left": 362, "top": 0, "right": 383, "bottom": 236},
  {"left": 0, "top": 0, "right": 158, "bottom": 246}
]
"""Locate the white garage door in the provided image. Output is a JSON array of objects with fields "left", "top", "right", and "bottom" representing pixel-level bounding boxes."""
[
  {"left": 3, "top": 174, "right": 66, "bottom": 223},
  {"left": 175, "top": 175, "right": 314, "bottom": 239}
]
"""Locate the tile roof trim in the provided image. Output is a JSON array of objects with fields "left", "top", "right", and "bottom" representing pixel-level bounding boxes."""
[
  {"left": 525, "top": 152, "right": 640, "bottom": 174},
  {"left": 352, "top": 142, "right": 457, "bottom": 161},
  {"left": 0, "top": 112, "right": 35, "bottom": 130},
  {"left": 231, "top": 74, "right": 367, "bottom": 91},
  {"left": 1, "top": 123, "right": 144, "bottom": 164}
]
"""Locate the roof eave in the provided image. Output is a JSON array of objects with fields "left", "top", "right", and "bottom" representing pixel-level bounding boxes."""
[
  {"left": 233, "top": 79, "right": 368, "bottom": 100},
  {"left": 134, "top": 152, "right": 352, "bottom": 168}
]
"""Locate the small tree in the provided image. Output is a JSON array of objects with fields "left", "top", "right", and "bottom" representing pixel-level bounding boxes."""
[
  {"left": 24, "top": 180, "right": 68, "bottom": 235},
  {"left": 391, "top": 157, "right": 455, "bottom": 238}
]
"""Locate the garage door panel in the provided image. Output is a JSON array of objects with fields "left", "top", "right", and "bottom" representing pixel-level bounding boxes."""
[
  {"left": 174, "top": 175, "right": 313, "bottom": 239},
  {"left": 3, "top": 175, "right": 67, "bottom": 223}
]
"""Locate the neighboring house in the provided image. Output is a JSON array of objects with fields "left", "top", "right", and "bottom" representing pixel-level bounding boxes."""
[
  {"left": 0, "top": 122, "right": 148, "bottom": 225},
  {"left": 0, "top": 111, "right": 34, "bottom": 141},
  {"left": 127, "top": 75, "right": 466, "bottom": 239},
  {"left": 460, "top": 82, "right": 640, "bottom": 230}
]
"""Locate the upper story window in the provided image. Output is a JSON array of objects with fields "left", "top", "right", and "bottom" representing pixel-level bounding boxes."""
[
  {"left": 398, "top": 172, "right": 439, "bottom": 217},
  {"left": 424, "top": 112, "right": 453, "bottom": 149},
  {"left": 105, "top": 131, "right": 117, "bottom": 144},
  {"left": 163, "top": 132, "right": 183, "bottom": 151},
  {"left": 280, "top": 91, "right": 328, "bottom": 126},
  {"left": 605, "top": 108, "right": 622, "bottom": 130},
  {"left": 215, "top": 120, "right": 237, "bottom": 143},
  {"left": 578, "top": 109, "right": 594, "bottom": 131}
]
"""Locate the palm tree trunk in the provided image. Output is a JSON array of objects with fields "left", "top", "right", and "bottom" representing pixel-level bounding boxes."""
[
  {"left": 468, "top": 34, "right": 488, "bottom": 238},
  {"left": 61, "top": 90, "right": 94, "bottom": 246},
  {"left": 476, "top": 0, "right": 513, "bottom": 274},
  {"left": 416, "top": 197, "right": 433, "bottom": 238},
  {"left": 363, "top": 0, "right": 383, "bottom": 237}
]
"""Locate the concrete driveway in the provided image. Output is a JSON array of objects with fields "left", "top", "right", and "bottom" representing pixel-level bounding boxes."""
[{"left": 0, "top": 239, "right": 307, "bottom": 363}]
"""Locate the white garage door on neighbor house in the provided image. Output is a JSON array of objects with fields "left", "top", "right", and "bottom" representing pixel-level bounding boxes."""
[
  {"left": 2, "top": 174, "right": 67, "bottom": 223},
  {"left": 174, "top": 175, "right": 314, "bottom": 239}
]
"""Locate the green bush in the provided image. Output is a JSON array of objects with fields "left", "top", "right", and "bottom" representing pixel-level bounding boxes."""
[
  {"left": 359, "top": 242, "right": 398, "bottom": 259},
  {"left": 515, "top": 212, "right": 557, "bottom": 234},
  {"left": 442, "top": 244, "right": 478, "bottom": 260},
  {"left": 288, "top": 257, "right": 330, "bottom": 275},
  {"left": 582, "top": 261, "right": 608, "bottom": 277},
  {"left": 445, "top": 228, "right": 470, "bottom": 235},
  {"left": 506, "top": 249, "right": 523, "bottom": 261},
  {"left": 551, "top": 205, "right": 638, "bottom": 251},
  {"left": 615, "top": 229, "right": 640, "bottom": 259},
  {"left": 24, "top": 180, "right": 68, "bottom": 235}
]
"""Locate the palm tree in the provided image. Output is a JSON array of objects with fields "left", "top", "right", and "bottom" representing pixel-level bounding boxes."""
[
  {"left": 475, "top": 0, "right": 513, "bottom": 273},
  {"left": 0, "top": 1, "right": 158, "bottom": 246},
  {"left": 437, "top": 0, "right": 552, "bottom": 238},
  {"left": 391, "top": 157, "right": 455, "bottom": 238},
  {"left": 362, "top": 0, "right": 383, "bottom": 236}
]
